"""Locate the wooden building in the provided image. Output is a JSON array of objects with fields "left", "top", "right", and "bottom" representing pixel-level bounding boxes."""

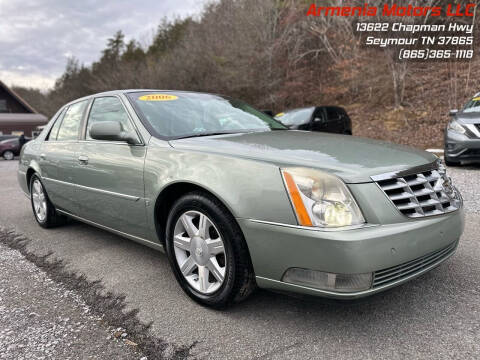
[{"left": 0, "top": 80, "right": 48, "bottom": 137}]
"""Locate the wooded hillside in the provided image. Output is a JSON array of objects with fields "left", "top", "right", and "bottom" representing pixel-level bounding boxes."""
[{"left": 13, "top": 0, "right": 480, "bottom": 149}]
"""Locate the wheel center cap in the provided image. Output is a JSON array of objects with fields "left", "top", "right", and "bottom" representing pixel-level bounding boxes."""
[{"left": 191, "top": 236, "right": 209, "bottom": 265}]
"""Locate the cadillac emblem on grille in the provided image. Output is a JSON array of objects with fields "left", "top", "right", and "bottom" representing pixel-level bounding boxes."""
[{"left": 442, "top": 177, "right": 455, "bottom": 198}]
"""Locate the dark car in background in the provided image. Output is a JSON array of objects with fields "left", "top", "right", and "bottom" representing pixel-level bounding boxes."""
[
  {"left": 0, "top": 137, "right": 30, "bottom": 160},
  {"left": 274, "top": 106, "right": 352, "bottom": 135},
  {"left": 445, "top": 94, "right": 480, "bottom": 166},
  {"left": 0, "top": 134, "right": 18, "bottom": 142}
]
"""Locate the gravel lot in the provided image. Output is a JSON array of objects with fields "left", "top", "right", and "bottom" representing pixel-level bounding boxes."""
[
  {"left": 0, "top": 159, "right": 479, "bottom": 359},
  {"left": 448, "top": 163, "right": 480, "bottom": 213},
  {"left": 0, "top": 241, "right": 142, "bottom": 360}
]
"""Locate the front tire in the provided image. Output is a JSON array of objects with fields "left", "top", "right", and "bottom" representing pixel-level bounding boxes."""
[
  {"left": 165, "top": 191, "right": 255, "bottom": 308},
  {"left": 2, "top": 150, "right": 14, "bottom": 160},
  {"left": 30, "top": 174, "right": 66, "bottom": 228}
]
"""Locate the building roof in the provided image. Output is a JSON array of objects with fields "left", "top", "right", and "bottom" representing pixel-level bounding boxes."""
[
  {"left": 0, "top": 80, "right": 38, "bottom": 113},
  {"left": 0, "top": 113, "right": 48, "bottom": 125}
]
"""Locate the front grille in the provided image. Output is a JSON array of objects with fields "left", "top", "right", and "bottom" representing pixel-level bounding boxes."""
[
  {"left": 463, "top": 149, "right": 480, "bottom": 156},
  {"left": 475, "top": 124, "right": 480, "bottom": 133},
  {"left": 373, "top": 241, "right": 457, "bottom": 288},
  {"left": 372, "top": 165, "right": 461, "bottom": 218}
]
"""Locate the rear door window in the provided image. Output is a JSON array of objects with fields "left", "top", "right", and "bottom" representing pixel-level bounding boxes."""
[
  {"left": 46, "top": 108, "right": 67, "bottom": 141},
  {"left": 326, "top": 107, "right": 340, "bottom": 120},
  {"left": 56, "top": 100, "right": 88, "bottom": 141},
  {"left": 313, "top": 108, "right": 326, "bottom": 121}
]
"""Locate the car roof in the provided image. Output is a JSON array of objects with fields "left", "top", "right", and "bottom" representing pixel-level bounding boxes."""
[{"left": 63, "top": 89, "right": 220, "bottom": 107}]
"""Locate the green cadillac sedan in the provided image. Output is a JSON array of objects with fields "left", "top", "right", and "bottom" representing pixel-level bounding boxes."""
[{"left": 17, "top": 90, "right": 464, "bottom": 308}]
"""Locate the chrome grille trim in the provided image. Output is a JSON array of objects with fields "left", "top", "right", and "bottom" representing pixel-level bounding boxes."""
[
  {"left": 372, "top": 162, "right": 461, "bottom": 218},
  {"left": 373, "top": 241, "right": 457, "bottom": 288}
]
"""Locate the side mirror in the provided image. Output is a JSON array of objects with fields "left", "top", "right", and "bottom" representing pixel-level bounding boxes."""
[
  {"left": 90, "top": 121, "right": 139, "bottom": 145},
  {"left": 262, "top": 110, "right": 273, "bottom": 117},
  {"left": 449, "top": 109, "right": 458, "bottom": 116}
]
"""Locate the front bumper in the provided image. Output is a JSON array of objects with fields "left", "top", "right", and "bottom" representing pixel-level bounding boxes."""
[
  {"left": 238, "top": 208, "right": 464, "bottom": 299},
  {"left": 445, "top": 129, "right": 480, "bottom": 161}
]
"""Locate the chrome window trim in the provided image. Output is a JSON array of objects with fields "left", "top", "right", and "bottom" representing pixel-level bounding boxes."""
[
  {"left": 44, "top": 106, "right": 68, "bottom": 142},
  {"left": 55, "top": 99, "right": 90, "bottom": 142},
  {"left": 247, "top": 218, "right": 377, "bottom": 232},
  {"left": 42, "top": 140, "right": 80, "bottom": 144},
  {"left": 43, "top": 177, "right": 140, "bottom": 202}
]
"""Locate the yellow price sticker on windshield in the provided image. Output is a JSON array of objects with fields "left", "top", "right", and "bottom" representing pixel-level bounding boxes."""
[
  {"left": 138, "top": 94, "right": 178, "bottom": 101},
  {"left": 473, "top": 97, "right": 480, "bottom": 101},
  {"left": 275, "top": 112, "right": 285, "bottom": 117}
]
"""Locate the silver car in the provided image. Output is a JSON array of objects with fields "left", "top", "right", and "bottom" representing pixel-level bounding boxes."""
[
  {"left": 18, "top": 90, "right": 464, "bottom": 308},
  {"left": 445, "top": 93, "right": 480, "bottom": 165}
]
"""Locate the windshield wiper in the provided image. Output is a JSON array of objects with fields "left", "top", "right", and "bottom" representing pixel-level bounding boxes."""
[
  {"left": 173, "top": 128, "right": 286, "bottom": 139},
  {"left": 174, "top": 131, "right": 246, "bottom": 139}
]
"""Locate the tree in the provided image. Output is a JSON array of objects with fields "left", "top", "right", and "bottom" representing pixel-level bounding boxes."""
[{"left": 102, "top": 30, "right": 125, "bottom": 63}]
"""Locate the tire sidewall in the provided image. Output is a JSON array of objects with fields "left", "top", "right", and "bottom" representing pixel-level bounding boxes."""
[
  {"left": 165, "top": 193, "right": 238, "bottom": 307},
  {"left": 3, "top": 150, "right": 14, "bottom": 160},
  {"left": 30, "top": 175, "right": 50, "bottom": 227}
]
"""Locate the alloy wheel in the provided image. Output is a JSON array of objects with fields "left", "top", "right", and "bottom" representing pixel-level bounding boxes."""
[
  {"left": 3, "top": 151, "right": 14, "bottom": 160},
  {"left": 32, "top": 179, "right": 47, "bottom": 222},
  {"left": 173, "top": 210, "right": 226, "bottom": 294}
]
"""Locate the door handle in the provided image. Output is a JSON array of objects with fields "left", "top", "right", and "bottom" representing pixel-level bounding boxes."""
[{"left": 78, "top": 155, "right": 89, "bottom": 165}]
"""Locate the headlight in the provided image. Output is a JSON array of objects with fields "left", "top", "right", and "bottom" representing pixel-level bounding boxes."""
[
  {"left": 447, "top": 120, "right": 465, "bottom": 134},
  {"left": 281, "top": 168, "right": 365, "bottom": 228}
]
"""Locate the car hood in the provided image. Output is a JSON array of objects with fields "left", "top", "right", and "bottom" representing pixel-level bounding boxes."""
[
  {"left": 456, "top": 111, "right": 480, "bottom": 124},
  {"left": 169, "top": 131, "right": 436, "bottom": 183}
]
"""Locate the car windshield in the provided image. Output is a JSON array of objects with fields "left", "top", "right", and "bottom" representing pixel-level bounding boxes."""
[
  {"left": 463, "top": 96, "right": 480, "bottom": 113},
  {"left": 127, "top": 92, "right": 286, "bottom": 139},
  {"left": 274, "top": 107, "right": 314, "bottom": 126}
]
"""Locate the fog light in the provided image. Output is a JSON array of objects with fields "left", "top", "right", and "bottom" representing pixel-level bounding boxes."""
[{"left": 282, "top": 268, "right": 372, "bottom": 293}]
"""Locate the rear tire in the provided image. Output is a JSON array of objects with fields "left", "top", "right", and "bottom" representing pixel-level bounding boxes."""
[
  {"left": 30, "top": 174, "right": 66, "bottom": 228},
  {"left": 165, "top": 191, "right": 255, "bottom": 308}
]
